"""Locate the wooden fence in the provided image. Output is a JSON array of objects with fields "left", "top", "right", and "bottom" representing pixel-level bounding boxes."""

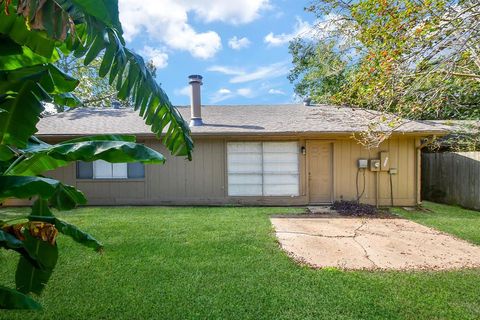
[{"left": 422, "top": 152, "right": 480, "bottom": 210}]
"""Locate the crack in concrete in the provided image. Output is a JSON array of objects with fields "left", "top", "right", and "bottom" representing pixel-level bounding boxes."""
[
  {"left": 278, "top": 220, "right": 380, "bottom": 268},
  {"left": 271, "top": 217, "right": 480, "bottom": 270},
  {"left": 352, "top": 220, "right": 379, "bottom": 268},
  {"left": 276, "top": 230, "right": 355, "bottom": 239}
]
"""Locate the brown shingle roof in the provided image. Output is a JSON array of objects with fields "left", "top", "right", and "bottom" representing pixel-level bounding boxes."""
[{"left": 37, "top": 104, "right": 447, "bottom": 137}]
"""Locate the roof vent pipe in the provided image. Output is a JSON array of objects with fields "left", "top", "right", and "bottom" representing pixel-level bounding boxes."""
[
  {"left": 188, "top": 74, "right": 203, "bottom": 126},
  {"left": 303, "top": 97, "right": 312, "bottom": 106}
]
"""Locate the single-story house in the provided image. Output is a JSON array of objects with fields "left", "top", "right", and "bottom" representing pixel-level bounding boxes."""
[{"left": 10, "top": 75, "right": 447, "bottom": 207}]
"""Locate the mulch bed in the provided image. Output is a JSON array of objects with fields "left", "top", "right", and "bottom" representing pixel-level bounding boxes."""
[{"left": 330, "top": 201, "right": 395, "bottom": 218}]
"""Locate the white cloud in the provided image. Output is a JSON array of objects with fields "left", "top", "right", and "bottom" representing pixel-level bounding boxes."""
[
  {"left": 264, "top": 13, "right": 346, "bottom": 47},
  {"left": 174, "top": 86, "right": 191, "bottom": 97},
  {"left": 207, "top": 65, "right": 244, "bottom": 76},
  {"left": 264, "top": 17, "right": 312, "bottom": 46},
  {"left": 228, "top": 36, "right": 251, "bottom": 50},
  {"left": 210, "top": 87, "right": 253, "bottom": 103},
  {"left": 183, "top": 0, "right": 270, "bottom": 24},
  {"left": 268, "top": 88, "right": 286, "bottom": 95},
  {"left": 119, "top": 0, "right": 269, "bottom": 59},
  {"left": 218, "top": 88, "right": 232, "bottom": 94},
  {"left": 208, "top": 62, "right": 290, "bottom": 84},
  {"left": 237, "top": 88, "right": 253, "bottom": 97},
  {"left": 230, "top": 62, "right": 290, "bottom": 83},
  {"left": 210, "top": 88, "right": 234, "bottom": 103},
  {"left": 139, "top": 46, "right": 169, "bottom": 69}
]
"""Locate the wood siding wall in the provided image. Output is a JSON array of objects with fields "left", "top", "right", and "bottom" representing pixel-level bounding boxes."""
[
  {"left": 422, "top": 152, "right": 480, "bottom": 210},
  {"left": 4, "top": 136, "right": 420, "bottom": 206},
  {"left": 333, "top": 137, "right": 418, "bottom": 206}
]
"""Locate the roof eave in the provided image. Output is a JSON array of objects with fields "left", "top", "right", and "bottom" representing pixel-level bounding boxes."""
[{"left": 37, "top": 129, "right": 448, "bottom": 140}]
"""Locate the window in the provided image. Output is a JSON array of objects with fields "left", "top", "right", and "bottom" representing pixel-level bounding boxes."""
[
  {"left": 227, "top": 142, "right": 299, "bottom": 196},
  {"left": 76, "top": 160, "right": 145, "bottom": 179},
  {"left": 227, "top": 142, "right": 263, "bottom": 196}
]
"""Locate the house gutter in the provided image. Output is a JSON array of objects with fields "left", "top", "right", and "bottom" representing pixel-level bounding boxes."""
[{"left": 36, "top": 130, "right": 448, "bottom": 140}]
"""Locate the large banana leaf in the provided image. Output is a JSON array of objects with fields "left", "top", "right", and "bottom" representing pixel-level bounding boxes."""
[
  {"left": 0, "top": 286, "right": 42, "bottom": 310},
  {"left": 0, "top": 63, "right": 79, "bottom": 94},
  {"left": 27, "top": 215, "right": 104, "bottom": 251},
  {"left": 0, "top": 64, "right": 79, "bottom": 148},
  {"left": 1, "top": 228, "right": 42, "bottom": 269},
  {"left": 0, "top": 145, "right": 14, "bottom": 161},
  {"left": 0, "top": 5, "right": 57, "bottom": 58},
  {"left": 0, "top": 81, "right": 46, "bottom": 148},
  {"left": 54, "top": 218, "right": 103, "bottom": 251},
  {"left": 0, "top": 176, "right": 86, "bottom": 209},
  {"left": 28, "top": 199, "right": 103, "bottom": 251},
  {"left": 12, "top": 199, "right": 101, "bottom": 295},
  {"left": 7, "top": 136, "right": 166, "bottom": 176},
  {"left": 0, "top": 0, "right": 193, "bottom": 158},
  {"left": 0, "top": 37, "right": 59, "bottom": 70},
  {"left": 0, "top": 229, "right": 23, "bottom": 250},
  {"left": 0, "top": 0, "right": 193, "bottom": 309},
  {"left": 15, "top": 231, "right": 58, "bottom": 295}
]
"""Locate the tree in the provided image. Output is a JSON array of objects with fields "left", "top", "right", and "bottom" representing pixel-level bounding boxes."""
[
  {"left": 0, "top": 0, "right": 193, "bottom": 309},
  {"left": 288, "top": 40, "right": 351, "bottom": 104},
  {"left": 290, "top": 0, "right": 480, "bottom": 121},
  {"left": 54, "top": 54, "right": 158, "bottom": 111}
]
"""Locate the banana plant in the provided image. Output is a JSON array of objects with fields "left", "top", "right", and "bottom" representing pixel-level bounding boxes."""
[{"left": 0, "top": 0, "right": 194, "bottom": 309}]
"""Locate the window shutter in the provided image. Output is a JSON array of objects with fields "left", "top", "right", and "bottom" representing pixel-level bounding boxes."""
[{"left": 76, "top": 161, "right": 93, "bottom": 179}]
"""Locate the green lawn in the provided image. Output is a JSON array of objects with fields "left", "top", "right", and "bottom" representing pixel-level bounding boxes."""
[
  {"left": 393, "top": 202, "right": 480, "bottom": 245},
  {"left": 1, "top": 204, "right": 479, "bottom": 320}
]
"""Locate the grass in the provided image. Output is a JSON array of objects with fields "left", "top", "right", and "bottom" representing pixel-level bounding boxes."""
[
  {"left": 0, "top": 204, "right": 479, "bottom": 320},
  {"left": 393, "top": 201, "right": 480, "bottom": 245}
]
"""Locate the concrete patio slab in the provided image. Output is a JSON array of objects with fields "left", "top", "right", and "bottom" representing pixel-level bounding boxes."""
[{"left": 271, "top": 217, "right": 480, "bottom": 270}]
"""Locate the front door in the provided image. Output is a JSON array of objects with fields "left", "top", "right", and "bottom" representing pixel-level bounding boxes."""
[{"left": 307, "top": 141, "right": 333, "bottom": 203}]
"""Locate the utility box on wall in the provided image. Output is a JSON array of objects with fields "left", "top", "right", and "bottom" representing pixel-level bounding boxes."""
[
  {"left": 380, "top": 152, "right": 390, "bottom": 171},
  {"left": 370, "top": 159, "right": 380, "bottom": 171},
  {"left": 358, "top": 159, "right": 368, "bottom": 169}
]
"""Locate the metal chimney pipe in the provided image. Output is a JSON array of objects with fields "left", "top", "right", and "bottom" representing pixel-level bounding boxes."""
[{"left": 188, "top": 74, "right": 203, "bottom": 126}]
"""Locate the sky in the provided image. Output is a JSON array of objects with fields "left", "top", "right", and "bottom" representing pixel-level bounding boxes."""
[{"left": 118, "top": 0, "right": 316, "bottom": 106}]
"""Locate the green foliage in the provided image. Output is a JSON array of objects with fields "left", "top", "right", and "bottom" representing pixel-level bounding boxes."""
[
  {"left": 0, "top": 230, "right": 24, "bottom": 250},
  {"left": 0, "top": 286, "right": 42, "bottom": 310},
  {"left": 291, "top": 0, "right": 480, "bottom": 123},
  {"left": 51, "top": 218, "right": 104, "bottom": 251},
  {"left": 0, "top": 176, "right": 86, "bottom": 209},
  {"left": 0, "top": 64, "right": 79, "bottom": 147},
  {"left": 54, "top": 53, "right": 158, "bottom": 110},
  {"left": 288, "top": 40, "right": 351, "bottom": 103},
  {"left": 0, "top": 0, "right": 193, "bottom": 309},
  {"left": 0, "top": 0, "right": 193, "bottom": 158},
  {"left": 394, "top": 202, "right": 480, "bottom": 245},
  {"left": 7, "top": 135, "right": 165, "bottom": 176},
  {"left": 15, "top": 231, "right": 58, "bottom": 294}
]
